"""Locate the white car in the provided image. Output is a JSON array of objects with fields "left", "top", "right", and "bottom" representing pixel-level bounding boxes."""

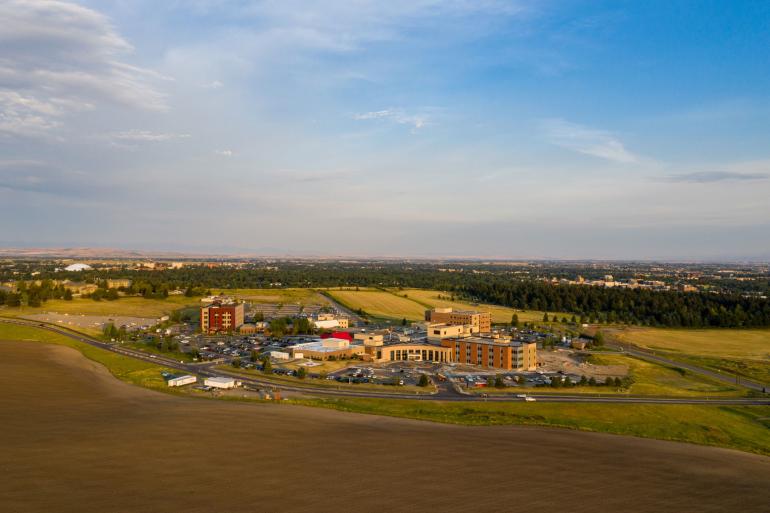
[{"left": 524, "top": 397, "right": 536, "bottom": 402}]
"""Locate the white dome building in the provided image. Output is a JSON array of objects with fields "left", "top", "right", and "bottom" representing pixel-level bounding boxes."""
[{"left": 64, "top": 263, "right": 93, "bottom": 272}]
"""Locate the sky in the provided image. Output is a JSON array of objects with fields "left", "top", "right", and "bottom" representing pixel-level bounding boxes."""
[{"left": 1, "top": 0, "right": 769, "bottom": 260}]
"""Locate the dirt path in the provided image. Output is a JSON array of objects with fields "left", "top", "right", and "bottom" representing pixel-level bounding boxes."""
[{"left": 1, "top": 340, "right": 768, "bottom": 513}]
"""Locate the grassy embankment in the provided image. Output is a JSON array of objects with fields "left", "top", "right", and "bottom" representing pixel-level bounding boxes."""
[
  {"left": 289, "top": 396, "right": 770, "bottom": 456},
  {"left": 0, "top": 323, "right": 175, "bottom": 391},
  {"left": 2, "top": 322, "right": 769, "bottom": 456},
  {"left": 610, "top": 327, "right": 770, "bottom": 385}
]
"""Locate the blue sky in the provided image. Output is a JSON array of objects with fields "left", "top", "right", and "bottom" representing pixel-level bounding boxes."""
[{"left": 1, "top": 0, "right": 769, "bottom": 259}]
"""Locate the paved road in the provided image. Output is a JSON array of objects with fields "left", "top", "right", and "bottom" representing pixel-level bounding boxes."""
[
  {"left": 2, "top": 318, "right": 768, "bottom": 405},
  {"left": 607, "top": 342, "right": 768, "bottom": 393}
]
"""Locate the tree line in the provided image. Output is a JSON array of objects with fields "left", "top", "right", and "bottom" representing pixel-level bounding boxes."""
[{"left": 8, "top": 263, "right": 770, "bottom": 328}]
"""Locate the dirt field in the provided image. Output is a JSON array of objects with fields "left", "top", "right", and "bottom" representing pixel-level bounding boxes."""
[
  {"left": 21, "top": 312, "right": 158, "bottom": 332},
  {"left": 538, "top": 348, "right": 629, "bottom": 379},
  {"left": 1, "top": 341, "right": 768, "bottom": 513}
]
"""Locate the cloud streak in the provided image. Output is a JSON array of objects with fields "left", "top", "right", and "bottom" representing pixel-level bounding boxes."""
[
  {"left": 663, "top": 171, "right": 769, "bottom": 183},
  {"left": 353, "top": 109, "right": 428, "bottom": 130},
  {"left": 541, "top": 118, "right": 639, "bottom": 163}
]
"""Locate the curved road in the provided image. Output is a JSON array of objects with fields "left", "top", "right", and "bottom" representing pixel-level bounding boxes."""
[
  {"left": 2, "top": 318, "right": 768, "bottom": 405},
  {"left": 608, "top": 342, "right": 767, "bottom": 393}
]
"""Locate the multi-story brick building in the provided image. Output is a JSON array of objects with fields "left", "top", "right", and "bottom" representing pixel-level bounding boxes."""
[
  {"left": 425, "top": 307, "right": 492, "bottom": 334},
  {"left": 200, "top": 301, "right": 244, "bottom": 333},
  {"left": 440, "top": 336, "right": 536, "bottom": 371}
]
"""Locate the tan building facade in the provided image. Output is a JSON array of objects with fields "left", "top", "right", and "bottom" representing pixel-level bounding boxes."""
[
  {"left": 440, "top": 337, "right": 536, "bottom": 371},
  {"left": 426, "top": 323, "right": 472, "bottom": 341},
  {"left": 369, "top": 343, "right": 452, "bottom": 363},
  {"left": 425, "top": 308, "right": 492, "bottom": 334}
]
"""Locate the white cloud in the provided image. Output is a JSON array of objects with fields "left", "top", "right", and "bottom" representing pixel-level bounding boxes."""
[
  {"left": 215, "top": 149, "right": 234, "bottom": 157},
  {"left": 0, "top": 0, "right": 167, "bottom": 138},
  {"left": 353, "top": 109, "right": 428, "bottom": 130},
  {"left": 541, "top": 118, "right": 639, "bottom": 164}
]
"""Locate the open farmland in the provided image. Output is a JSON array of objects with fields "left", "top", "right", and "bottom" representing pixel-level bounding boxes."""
[
  {"left": 1, "top": 339, "right": 769, "bottom": 513},
  {"left": 327, "top": 289, "right": 427, "bottom": 320}
]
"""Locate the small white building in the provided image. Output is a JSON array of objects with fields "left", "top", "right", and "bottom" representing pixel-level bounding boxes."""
[
  {"left": 204, "top": 376, "right": 237, "bottom": 389},
  {"left": 168, "top": 375, "right": 197, "bottom": 387},
  {"left": 269, "top": 351, "right": 291, "bottom": 360},
  {"left": 313, "top": 319, "right": 341, "bottom": 329}
]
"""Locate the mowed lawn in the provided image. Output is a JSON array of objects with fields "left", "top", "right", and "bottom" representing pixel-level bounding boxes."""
[
  {"left": 1, "top": 296, "right": 197, "bottom": 319},
  {"left": 327, "top": 289, "right": 427, "bottom": 320}
]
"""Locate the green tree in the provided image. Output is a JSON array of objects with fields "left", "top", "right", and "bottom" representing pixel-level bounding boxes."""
[
  {"left": 418, "top": 374, "right": 430, "bottom": 387},
  {"left": 494, "top": 375, "right": 505, "bottom": 388},
  {"left": 63, "top": 289, "right": 73, "bottom": 301},
  {"left": 604, "top": 376, "right": 614, "bottom": 386},
  {"left": 543, "top": 312, "right": 550, "bottom": 322},
  {"left": 261, "top": 357, "right": 272, "bottom": 373},
  {"left": 614, "top": 377, "right": 622, "bottom": 388},
  {"left": 250, "top": 350, "right": 259, "bottom": 362},
  {"left": 579, "top": 375, "right": 588, "bottom": 386},
  {"left": 593, "top": 331, "right": 605, "bottom": 347},
  {"left": 296, "top": 366, "right": 307, "bottom": 379},
  {"left": 231, "top": 357, "right": 241, "bottom": 369},
  {"left": 401, "top": 317, "right": 407, "bottom": 326},
  {"left": 511, "top": 313, "right": 519, "bottom": 328},
  {"left": 588, "top": 376, "right": 597, "bottom": 386}
]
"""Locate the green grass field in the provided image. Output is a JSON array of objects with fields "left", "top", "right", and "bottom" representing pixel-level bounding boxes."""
[
  {"left": 217, "top": 288, "right": 330, "bottom": 305},
  {"left": 612, "top": 327, "right": 770, "bottom": 360},
  {"left": 588, "top": 353, "right": 744, "bottom": 396},
  {"left": 400, "top": 289, "right": 572, "bottom": 324},
  {"left": 327, "top": 287, "right": 571, "bottom": 324},
  {"left": 611, "top": 327, "right": 770, "bottom": 384},
  {"left": 1, "top": 296, "right": 196, "bottom": 319},
  {"left": 289, "top": 396, "right": 770, "bottom": 456},
  {"left": 327, "top": 289, "right": 427, "bottom": 320}
]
